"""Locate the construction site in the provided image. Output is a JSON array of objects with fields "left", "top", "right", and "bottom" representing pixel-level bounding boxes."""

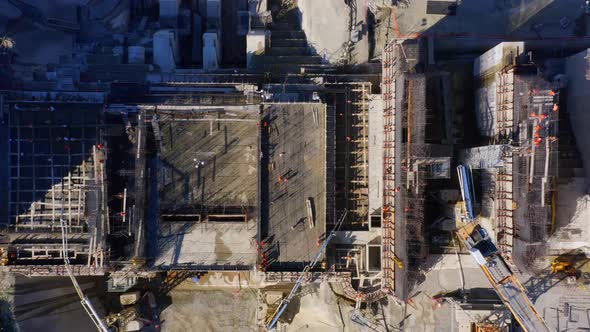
[{"left": 2, "top": 0, "right": 590, "bottom": 331}]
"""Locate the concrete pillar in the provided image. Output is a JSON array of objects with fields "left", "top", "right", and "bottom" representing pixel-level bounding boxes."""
[{"left": 246, "top": 30, "right": 267, "bottom": 69}]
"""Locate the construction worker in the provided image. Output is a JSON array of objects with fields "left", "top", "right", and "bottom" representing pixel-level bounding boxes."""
[{"left": 316, "top": 233, "right": 326, "bottom": 247}]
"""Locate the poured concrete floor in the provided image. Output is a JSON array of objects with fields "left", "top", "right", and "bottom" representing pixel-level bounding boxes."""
[
  {"left": 158, "top": 112, "right": 258, "bottom": 212},
  {"left": 155, "top": 221, "right": 258, "bottom": 267},
  {"left": 262, "top": 103, "right": 327, "bottom": 264}
]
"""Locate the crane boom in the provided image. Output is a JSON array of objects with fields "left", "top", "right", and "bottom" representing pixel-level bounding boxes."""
[
  {"left": 456, "top": 223, "right": 549, "bottom": 332},
  {"left": 455, "top": 166, "right": 549, "bottom": 332},
  {"left": 266, "top": 210, "right": 348, "bottom": 330},
  {"left": 457, "top": 165, "right": 475, "bottom": 220},
  {"left": 59, "top": 175, "right": 110, "bottom": 332}
]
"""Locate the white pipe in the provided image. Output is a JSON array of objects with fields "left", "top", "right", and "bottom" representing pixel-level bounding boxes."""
[
  {"left": 122, "top": 188, "right": 127, "bottom": 223},
  {"left": 529, "top": 118, "right": 537, "bottom": 185}
]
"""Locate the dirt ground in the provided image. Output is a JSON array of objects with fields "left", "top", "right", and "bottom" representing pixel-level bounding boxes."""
[
  {"left": 156, "top": 255, "right": 492, "bottom": 332},
  {"left": 280, "top": 282, "right": 359, "bottom": 332},
  {"left": 298, "top": 0, "right": 369, "bottom": 64},
  {"left": 160, "top": 288, "right": 258, "bottom": 332},
  {"left": 0, "top": 271, "right": 16, "bottom": 332}
]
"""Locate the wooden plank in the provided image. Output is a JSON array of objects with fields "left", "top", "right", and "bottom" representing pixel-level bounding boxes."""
[
  {"left": 68, "top": 174, "right": 72, "bottom": 232},
  {"left": 93, "top": 146, "right": 98, "bottom": 183},
  {"left": 15, "top": 212, "right": 84, "bottom": 218},
  {"left": 77, "top": 188, "right": 82, "bottom": 226},
  {"left": 82, "top": 161, "right": 86, "bottom": 188},
  {"left": 306, "top": 198, "right": 315, "bottom": 229},
  {"left": 51, "top": 166, "right": 56, "bottom": 229},
  {"left": 30, "top": 202, "right": 35, "bottom": 229}
]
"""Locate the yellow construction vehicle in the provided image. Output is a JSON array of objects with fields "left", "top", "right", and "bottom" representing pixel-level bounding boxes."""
[
  {"left": 130, "top": 256, "right": 146, "bottom": 267},
  {"left": 393, "top": 255, "right": 404, "bottom": 269},
  {"left": 0, "top": 248, "right": 8, "bottom": 266},
  {"left": 551, "top": 259, "right": 576, "bottom": 275},
  {"left": 0, "top": 246, "right": 16, "bottom": 266},
  {"left": 475, "top": 323, "right": 503, "bottom": 332}
]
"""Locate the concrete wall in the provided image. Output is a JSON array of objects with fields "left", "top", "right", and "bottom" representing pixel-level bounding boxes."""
[
  {"left": 298, "top": 0, "right": 349, "bottom": 63},
  {"left": 246, "top": 30, "right": 266, "bottom": 69},
  {"left": 565, "top": 49, "right": 590, "bottom": 184},
  {"left": 473, "top": 42, "right": 524, "bottom": 138},
  {"left": 153, "top": 29, "right": 177, "bottom": 72},
  {"left": 203, "top": 32, "right": 220, "bottom": 70},
  {"left": 474, "top": 83, "right": 497, "bottom": 138},
  {"left": 474, "top": 42, "right": 525, "bottom": 77}
]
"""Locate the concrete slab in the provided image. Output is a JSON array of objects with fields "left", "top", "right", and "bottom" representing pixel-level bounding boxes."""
[
  {"left": 158, "top": 110, "right": 259, "bottom": 212},
  {"left": 155, "top": 221, "right": 257, "bottom": 267},
  {"left": 262, "top": 103, "right": 327, "bottom": 264},
  {"left": 368, "top": 95, "right": 384, "bottom": 219},
  {"left": 154, "top": 108, "right": 259, "bottom": 268}
]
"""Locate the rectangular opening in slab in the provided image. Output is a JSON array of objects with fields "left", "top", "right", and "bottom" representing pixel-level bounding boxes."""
[
  {"left": 207, "top": 214, "right": 247, "bottom": 222},
  {"left": 367, "top": 245, "right": 381, "bottom": 272},
  {"left": 370, "top": 215, "right": 381, "bottom": 228},
  {"left": 426, "top": 1, "right": 457, "bottom": 16},
  {"left": 161, "top": 214, "right": 201, "bottom": 223}
]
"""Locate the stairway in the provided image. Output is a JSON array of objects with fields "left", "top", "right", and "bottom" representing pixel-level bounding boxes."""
[{"left": 251, "top": 1, "right": 323, "bottom": 74}]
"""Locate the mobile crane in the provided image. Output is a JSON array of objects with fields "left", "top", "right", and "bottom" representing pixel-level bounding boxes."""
[{"left": 455, "top": 165, "right": 550, "bottom": 332}]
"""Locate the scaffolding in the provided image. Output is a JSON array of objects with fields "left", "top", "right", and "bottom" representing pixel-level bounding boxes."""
[
  {"left": 496, "top": 69, "right": 515, "bottom": 141},
  {"left": 333, "top": 82, "right": 370, "bottom": 226},
  {"left": 382, "top": 43, "right": 397, "bottom": 292},
  {"left": 495, "top": 69, "right": 515, "bottom": 253},
  {"left": 348, "top": 83, "right": 370, "bottom": 224},
  {"left": 404, "top": 75, "right": 428, "bottom": 283},
  {"left": 4, "top": 101, "right": 106, "bottom": 269}
]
